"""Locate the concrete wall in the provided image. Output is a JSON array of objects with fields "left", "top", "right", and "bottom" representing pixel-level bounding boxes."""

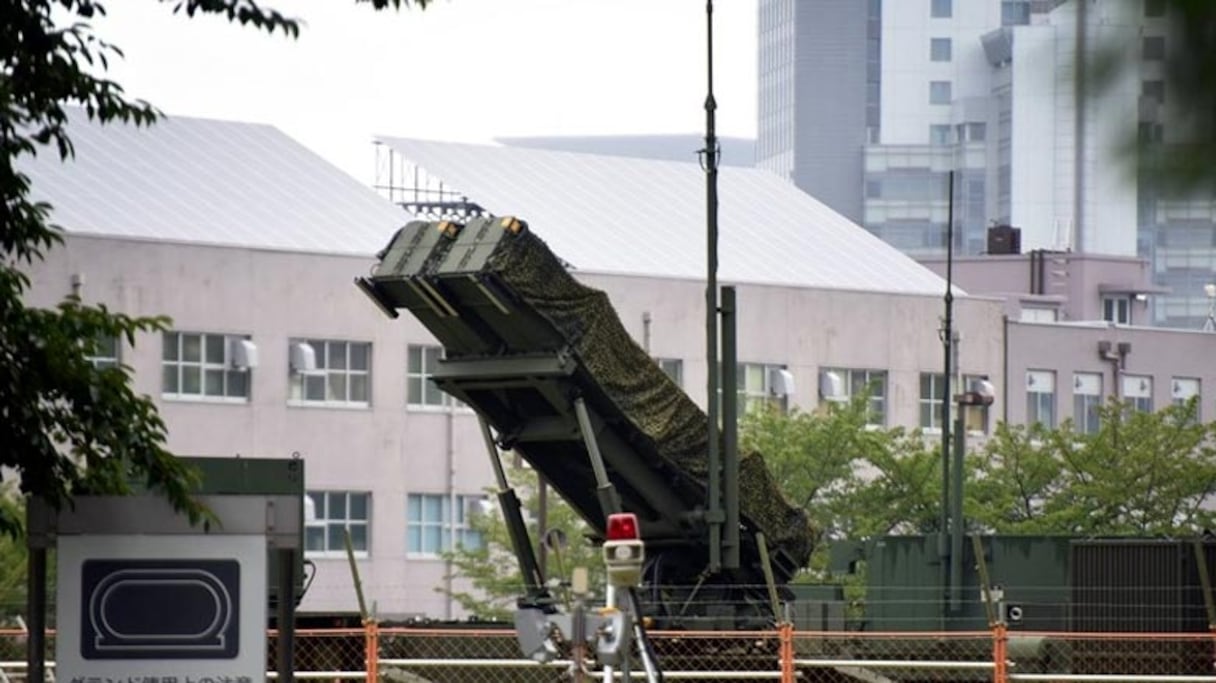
[
  {"left": 1006, "top": 320, "right": 1216, "bottom": 424},
  {"left": 919, "top": 252, "right": 1159, "bottom": 322}
]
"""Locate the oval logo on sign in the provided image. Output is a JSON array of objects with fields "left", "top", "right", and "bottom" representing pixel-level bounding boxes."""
[{"left": 81, "top": 560, "right": 240, "bottom": 660}]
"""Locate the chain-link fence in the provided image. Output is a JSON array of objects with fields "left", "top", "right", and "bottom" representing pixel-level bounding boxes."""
[
  {"left": 7, "top": 625, "right": 1216, "bottom": 682},
  {"left": 274, "top": 628, "right": 368, "bottom": 680}
]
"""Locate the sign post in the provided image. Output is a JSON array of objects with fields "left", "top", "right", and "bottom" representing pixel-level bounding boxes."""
[{"left": 28, "top": 491, "right": 301, "bottom": 683}]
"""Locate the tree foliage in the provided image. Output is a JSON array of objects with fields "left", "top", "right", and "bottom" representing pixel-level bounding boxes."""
[
  {"left": 441, "top": 464, "right": 605, "bottom": 620},
  {"left": 749, "top": 395, "right": 1216, "bottom": 573},
  {"left": 1, "top": 0, "right": 427, "bottom": 535},
  {"left": 1087, "top": 0, "right": 1216, "bottom": 193},
  {"left": 969, "top": 398, "right": 1216, "bottom": 535}
]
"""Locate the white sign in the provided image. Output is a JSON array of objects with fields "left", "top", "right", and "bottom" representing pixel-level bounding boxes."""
[{"left": 56, "top": 534, "right": 267, "bottom": 683}]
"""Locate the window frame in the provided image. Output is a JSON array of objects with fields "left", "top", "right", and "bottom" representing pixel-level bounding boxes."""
[
  {"left": 1001, "top": 1, "right": 1031, "bottom": 26},
  {"left": 931, "top": 0, "right": 952, "bottom": 19},
  {"left": 919, "top": 372, "right": 946, "bottom": 431},
  {"left": 406, "top": 493, "right": 486, "bottom": 558},
  {"left": 288, "top": 338, "right": 372, "bottom": 408},
  {"left": 1073, "top": 372, "right": 1103, "bottom": 435},
  {"left": 407, "top": 343, "right": 464, "bottom": 410},
  {"left": 930, "top": 80, "right": 952, "bottom": 105},
  {"left": 305, "top": 490, "right": 371, "bottom": 559},
  {"left": 735, "top": 362, "right": 790, "bottom": 414},
  {"left": 1102, "top": 296, "right": 1131, "bottom": 325},
  {"left": 1142, "top": 79, "right": 1166, "bottom": 105},
  {"left": 655, "top": 358, "right": 684, "bottom": 387},
  {"left": 821, "top": 367, "right": 888, "bottom": 427},
  {"left": 1142, "top": 36, "right": 1166, "bottom": 61},
  {"left": 1025, "top": 370, "right": 1057, "bottom": 428},
  {"left": 1122, "top": 374, "right": 1154, "bottom": 413},
  {"left": 162, "top": 331, "right": 252, "bottom": 403},
  {"left": 88, "top": 334, "right": 122, "bottom": 370},
  {"left": 1171, "top": 377, "right": 1200, "bottom": 419},
  {"left": 930, "top": 37, "right": 952, "bottom": 62},
  {"left": 962, "top": 373, "right": 992, "bottom": 435}
]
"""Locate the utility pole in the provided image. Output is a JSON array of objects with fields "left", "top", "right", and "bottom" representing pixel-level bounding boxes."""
[
  {"left": 702, "top": 0, "right": 723, "bottom": 573},
  {"left": 939, "top": 170, "right": 955, "bottom": 627}
]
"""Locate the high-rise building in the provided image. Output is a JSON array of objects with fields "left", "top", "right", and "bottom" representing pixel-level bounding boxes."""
[{"left": 758, "top": 0, "right": 1214, "bottom": 329}]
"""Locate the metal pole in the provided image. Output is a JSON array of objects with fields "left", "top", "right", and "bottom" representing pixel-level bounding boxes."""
[
  {"left": 573, "top": 397, "right": 622, "bottom": 518},
  {"left": 276, "top": 547, "right": 296, "bottom": 683},
  {"left": 940, "top": 169, "right": 955, "bottom": 626},
  {"left": 538, "top": 478, "right": 548, "bottom": 579},
  {"left": 950, "top": 413, "right": 965, "bottom": 611},
  {"left": 703, "top": 0, "right": 722, "bottom": 574},
  {"left": 478, "top": 416, "right": 548, "bottom": 602},
  {"left": 26, "top": 546, "right": 46, "bottom": 683},
  {"left": 721, "top": 286, "right": 739, "bottom": 570}
]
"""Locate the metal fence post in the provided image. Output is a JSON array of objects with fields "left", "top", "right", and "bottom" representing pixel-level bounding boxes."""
[
  {"left": 992, "top": 622, "right": 1007, "bottom": 683},
  {"left": 365, "top": 619, "right": 379, "bottom": 683},
  {"left": 779, "top": 623, "right": 795, "bottom": 683}
]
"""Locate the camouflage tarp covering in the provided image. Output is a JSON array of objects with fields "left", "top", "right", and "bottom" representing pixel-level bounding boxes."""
[{"left": 484, "top": 229, "right": 814, "bottom": 569}]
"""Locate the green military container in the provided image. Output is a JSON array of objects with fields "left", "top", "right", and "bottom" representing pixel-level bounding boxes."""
[
  {"left": 831, "top": 535, "right": 1073, "bottom": 632},
  {"left": 182, "top": 456, "right": 306, "bottom": 610}
]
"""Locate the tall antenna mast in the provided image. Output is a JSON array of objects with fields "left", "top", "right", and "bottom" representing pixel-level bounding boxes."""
[{"left": 702, "top": 0, "right": 722, "bottom": 573}]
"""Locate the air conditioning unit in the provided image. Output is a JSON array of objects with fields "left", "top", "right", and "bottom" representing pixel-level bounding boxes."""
[
  {"left": 289, "top": 342, "right": 317, "bottom": 372},
  {"left": 464, "top": 496, "right": 492, "bottom": 523},
  {"left": 229, "top": 338, "right": 258, "bottom": 370},
  {"left": 987, "top": 224, "right": 1022, "bottom": 254},
  {"left": 819, "top": 370, "right": 845, "bottom": 400},
  {"left": 769, "top": 368, "right": 796, "bottom": 397}
]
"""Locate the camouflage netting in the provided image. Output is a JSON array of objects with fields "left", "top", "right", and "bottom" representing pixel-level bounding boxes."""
[{"left": 484, "top": 229, "right": 815, "bottom": 569}]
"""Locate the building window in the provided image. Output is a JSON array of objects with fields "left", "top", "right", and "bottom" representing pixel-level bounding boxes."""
[
  {"left": 930, "top": 37, "right": 952, "bottom": 62},
  {"left": 406, "top": 493, "right": 485, "bottom": 556},
  {"left": 821, "top": 368, "right": 888, "bottom": 426},
  {"left": 1145, "top": 0, "right": 1166, "bottom": 17},
  {"left": 1102, "top": 296, "right": 1131, "bottom": 324},
  {"left": 931, "top": 0, "right": 952, "bottom": 18},
  {"left": 656, "top": 358, "right": 683, "bottom": 387},
  {"left": 962, "top": 374, "right": 992, "bottom": 434},
  {"left": 919, "top": 373, "right": 946, "bottom": 430},
  {"left": 306, "top": 490, "right": 370, "bottom": 557},
  {"left": 1142, "top": 80, "right": 1165, "bottom": 105},
  {"left": 930, "top": 124, "right": 953, "bottom": 146},
  {"left": 1020, "top": 307, "right": 1058, "bottom": 323},
  {"left": 1139, "top": 122, "right": 1164, "bottom": 143},
  {"left": 88, "top": 335, "right": 121, "bottom": 370},
  {"left": 162, "top": 331, "right": 251, "bottom": 401},
  {"left": 288, "top": 339, "right": 371, "bottom": 406},
  {"left": 930, "top": 81, "right": 952, "bottom": 105},
  {"left": 1073, "top": 372, "right": 1103, "bottom": 435},
  {"left": 1142, "top": 36, "right": 1166, "bottom": 60},
  {"left": 1172, "top": 377, "right": 1200, "bottom": 419},
  {"left": 1122, "top": 374, "right": 1153, "bottom": 413},
  {"left": 735, "top": 362, "right": 791, "bottom": 414},
  {"left": 1001, "top": 1, "right": 1031, "bottom": 26},
  {"left": 407, "top": 344, "right": 460, "bottom": 408},
  {"left": 1026, "top": 370, "right": 1056, "bottom": 428}
]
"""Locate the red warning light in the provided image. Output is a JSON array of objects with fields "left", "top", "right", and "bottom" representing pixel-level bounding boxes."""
[{"left": 605, "top": 513, "right": 639, "bottom": 541}]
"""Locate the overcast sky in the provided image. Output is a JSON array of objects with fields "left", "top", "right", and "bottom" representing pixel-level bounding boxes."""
[{"left": 93, "top": 0, "right": 758, "bottom": 184}]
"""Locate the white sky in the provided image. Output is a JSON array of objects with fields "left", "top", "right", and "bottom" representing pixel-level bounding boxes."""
[{"left": 94, "top": 0, "right": 758, "bottom": 185}]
